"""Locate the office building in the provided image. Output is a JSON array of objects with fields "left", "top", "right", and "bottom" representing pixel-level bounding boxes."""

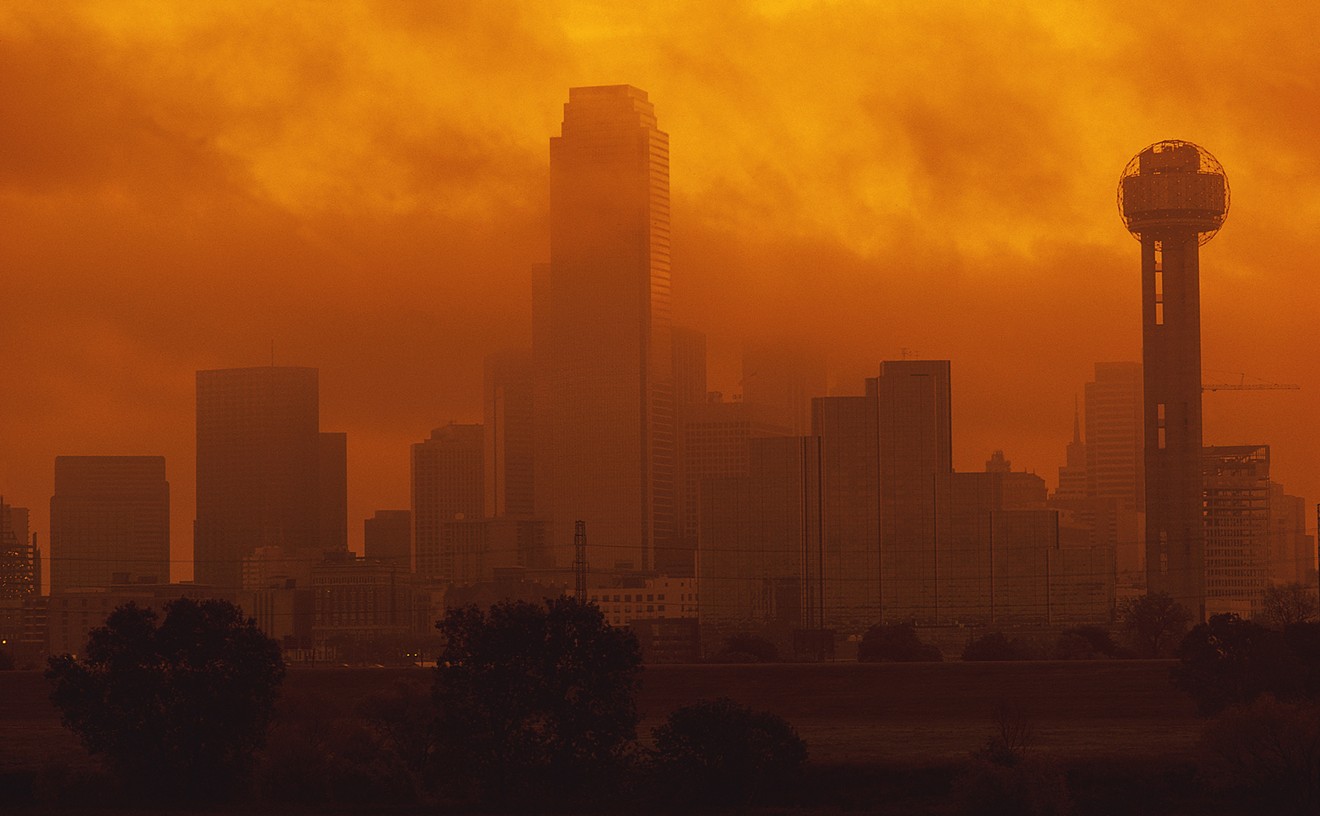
[
  {"left": 319, "top": 432, "right": 348, "bottom": 552},
  {"left": 876, "top": 360, "right": 952, "bottom": 623},
  {"left": 1085, "top": 362, "right": 1145, "bottom": 584},
  {"left": 1054, "top": 401, "right": 1088, "bottom": 501},
  {"left": 698, "top": 436, "right": 820, "bottom": 655},
  {"left": 364, "top": 509, "right": 411, "bottom": 570},
  {"left": 812, "top": 393, "right": 880, "bottom": 633},
  {"left": 0, "top": 501, "right": 35, "bottom": 600},
  {"left": 411, "top": 423, "right": 484, "bottom": 580},
  {"left": 1202, "top": 445, "right": 1272, "bottom": 618},
  {"left": 535, "top": 85, "right": 675, "bottom": 573},
  {"left": 195, "top": 367, "right": 323, "bottom": 592},
  {"left": 484, "top": 349, "right": 535, "bottom": 519},
  {"left": 51, "top": 456, "right": 169, "bottom": 591},
  {"left": 742, "top": 341, "right": 827, "bottom": 436},
  {"left": 671, "top": 394, "right": 788, "bottom": 577}
]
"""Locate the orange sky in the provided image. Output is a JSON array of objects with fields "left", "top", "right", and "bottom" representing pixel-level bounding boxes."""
[{"left": 2, "top": 1, "right": 1317, "bottom": 580}]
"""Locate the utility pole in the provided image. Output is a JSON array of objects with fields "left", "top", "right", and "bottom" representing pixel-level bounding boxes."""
[{"left": 573, "top": 520, "right": 587, "bottom": 600}]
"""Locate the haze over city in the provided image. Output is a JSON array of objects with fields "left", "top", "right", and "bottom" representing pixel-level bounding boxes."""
[{"left": 2, "top": 1, "right": 1316, "bottom": 577}]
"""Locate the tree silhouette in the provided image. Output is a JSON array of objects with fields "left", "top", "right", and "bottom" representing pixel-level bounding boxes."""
[
  {"left": 431, "top": 597, "right": 642, "bottom": 807},
  {"left": 1172, "top": 613, "right": 1302, "bottom": 715},
  {"left": 45, "top": 598, "right": 284, "bottom": 804},
  {"left": 1119, "top": 592, "right": 1191, "bottom": 657},
  {"left": 857, "top": 622, "right": 943, "bottom": 662},
  {"left": 651, "top": 697, "right": 807, "bottom": 807},
  {"left": 1260, "top": 583, "right": 1320, "bottom": 629}
]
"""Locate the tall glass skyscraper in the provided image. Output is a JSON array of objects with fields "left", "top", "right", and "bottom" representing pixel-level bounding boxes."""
[{"left": 535, "top": 85, "right": 675, "bottom": 572}]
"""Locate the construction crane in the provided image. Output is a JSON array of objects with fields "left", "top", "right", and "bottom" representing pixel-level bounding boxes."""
[{"left": 1202, "top": 373, "right": 1301, "bottom": 392}]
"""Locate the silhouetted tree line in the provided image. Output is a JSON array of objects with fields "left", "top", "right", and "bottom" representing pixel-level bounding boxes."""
[{"left": 39, "top": 595, "right": 808, "bottom": 810}]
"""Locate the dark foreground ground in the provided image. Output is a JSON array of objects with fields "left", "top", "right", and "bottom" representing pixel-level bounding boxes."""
[{"left": 0, "top": 660, "right": 1237, "bottom": 814}]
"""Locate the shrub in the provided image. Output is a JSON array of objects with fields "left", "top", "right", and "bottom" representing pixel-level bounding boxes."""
[
  {"left": 431, "top": 597, "right": 641, "bottom": 808},
  {"left": 956, "top": 705, "right": 1072, "bottom": 815},
  {"left": 716, "top": 632, "right": 780, "bottom": 662},
  {"left": 857, "top": 623, "right": 943, "bottom": 662},
  {"left": 1052, "top": 626, "right": 1118, "bottom": 660},
  {"left": 45, "top": 598, "right": 284, "bottom": 805},
  {"left": 651, "top": 697, "right": 807, "bottom": 807},
  {"left": 953, "top": 759, "right": 1073, "bottom": 816},
  {"left": 962, "top": 632, "right": 1033, "bottom": 661},
  {"left": 1200, "top": 696, "right": 1320, "bottom": 815}
]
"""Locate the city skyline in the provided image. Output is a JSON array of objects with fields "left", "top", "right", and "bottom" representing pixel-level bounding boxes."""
[{"left": 2, "top": 3, "right": 1318, "bottom": 576}]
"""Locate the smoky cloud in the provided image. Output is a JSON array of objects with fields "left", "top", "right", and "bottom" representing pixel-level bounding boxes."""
[{"left": 1, "top": 0, "right": 1316, "bottom": 573}]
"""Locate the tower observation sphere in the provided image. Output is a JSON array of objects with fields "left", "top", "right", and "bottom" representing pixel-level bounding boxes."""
[
  {"left": 1120, "top": 138, "right": 1228, "bottom": 622},
  {"left": 1118, "top": 140, "right": 1229, "bottom": 246}
]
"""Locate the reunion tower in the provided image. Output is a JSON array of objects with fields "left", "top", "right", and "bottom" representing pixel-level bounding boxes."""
[{"left": 1118, "top": 140, "right": 1230, "bottom": 620}]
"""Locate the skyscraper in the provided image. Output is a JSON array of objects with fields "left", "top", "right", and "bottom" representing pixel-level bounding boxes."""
[
  {"left": 875, "top": 360, "right": 952, "bottom": 622},
  {"left": 1084, "top": 362, "right": 1144, "bottom": 585},
  {"left": 364, "top": 510, "right": 411, "bottom": 570},
  {"left": 411, "top": 423, "right": 484, "bottom": 579},
  {"left": 535, "top": 85, "right": 674, "bottom": 572},
  {"left": 0, "top": 500, "right": 35, "bottom": 599},
  {"left": 483, "top": 349, "right": 535, "bottom": 519},
  {"left": 51, "top": 456, "right": 169, "bottom": 591},
  {"left": 195, "top": 367, "right": 321, "bottom": 592}
]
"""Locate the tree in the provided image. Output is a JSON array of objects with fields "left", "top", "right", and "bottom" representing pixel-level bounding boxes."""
[
  {"left": 1261, "top": 583, "right": 1320, "bottom": 629},
  {"left": 857, "top": 622, "right": 943, "bottom": 662},
  {"left": 651, "top": 697, "right": 807, "bottom": 807},
  {"left": 431, "top": 597, "right": 642, "bottom": 807},
  {"left": 962, "top": 632, "right": 1033, "bottom": 661},
  {"left": 716, "top": 632, "right": 780, "bottom": 662},
  {"left": 45, "top": 598, "right": 285, "bottom": 804},
  {"left": 1171, "top": 613, "right": 1302, "bottom": 715},
  {"left": 1118, "top": 592, "right": 1191, "bottom": 657},
  {"left": 1052, "top": 626, "right": 1119, "bottom": 660}
]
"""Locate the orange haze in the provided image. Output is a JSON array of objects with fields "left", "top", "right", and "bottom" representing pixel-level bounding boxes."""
[{"left": 2, "top": 1, "right": 1318, "bottom": 580}]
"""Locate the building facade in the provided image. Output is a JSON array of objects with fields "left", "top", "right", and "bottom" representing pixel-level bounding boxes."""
[
  {"left": 195, "top": 367, "right": 324, "bottom": 592},
  {"left": 51, "top": 456, "right": 169, "bottom": 591}
]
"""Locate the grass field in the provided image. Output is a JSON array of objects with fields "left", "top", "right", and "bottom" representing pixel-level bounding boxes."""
[{"left": 0, "top": 659, "right": 1200, "bottom": 771}]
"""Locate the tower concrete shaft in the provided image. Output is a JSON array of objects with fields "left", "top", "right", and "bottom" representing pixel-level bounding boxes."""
[{"left": 1141, "top": 230, "right": 1205, "bottom": 617}]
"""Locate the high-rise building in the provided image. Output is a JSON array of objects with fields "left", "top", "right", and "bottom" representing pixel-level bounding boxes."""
[
  {"left": 1054, "top": 400, "right": 1087, "bottom": 501},
  {"left": 0, "top": 500, "right": 35, "bottom": 599},
  {"left": 411, "top": 423, "right": 483, "bottom": 580},
  {"left": 667, "top": 326, "right": 709, "bottom": 577},
  {"left": 875, "top": 360, "right": 952, "bottom": 622},
  {"left": 1268, "top": 487, "right": 1314, "bottom": 586},
  {"left": 51, "top": 456, "right": 169, "bottom": 591},
  {"left": 534, "top": 85, "right": 674, "bottom": 572},
  {"left": 1202, "top": 445, "right": 1272, "bottom": 618},
  {"left": 484, "top": 349, "right": 535, "bottom": 519},
  {"left": 1119, "top": 141, "right": 1229, "bottom": 619},
  {"left": 319, "top": 432, "right": 348, "bottom": 553},
  {"left": 698, "top": 436, "right": 820, "bottom": 655},
  {"left": 1084, "top": 363, "right": 1144, "bottom": 508},
  {"left": 811, "top": 394, "right": 880, "bottom": 633},
  {"left": 670, "top": 394, "right": 788, "bottom": 578},
  {"left": 742, "top": 341, "right": 828, "bottom": 437},
  {"left": 195, "top": 367, "right": 322, "bottom": 592},
  {"left": 364, "top": 510, "right": 411, "bottom": 570}
]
